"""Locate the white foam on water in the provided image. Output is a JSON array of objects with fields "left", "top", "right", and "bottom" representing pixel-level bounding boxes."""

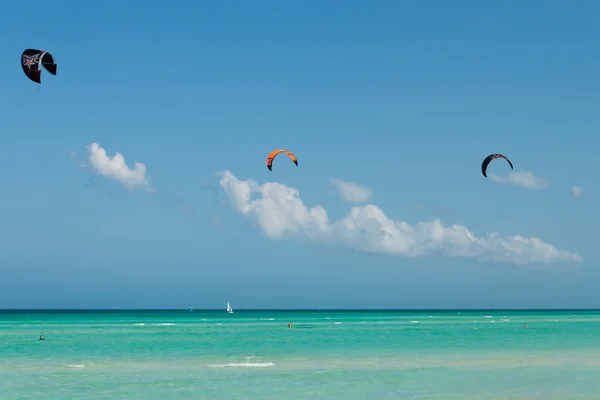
[
  {"left": 483, "top": 316, "right": 492, "bottom": 318},
  {"left": 151, "top": 323, "right": 176, "bottom": 326},
  {"left": 260, "top": 318, "right": 275, "bottom": 321},
  {"left": 64, "top": 364, "right": 85, "bottom": 369},
  {"left": 209, "top": 362, "right": 274, "bottom": 368},
  {"left": 132, "top": 323, "right": 145, "bottom": 326},
  {"left": 333, "top": 322, "right": 341, "bottom": 325},
  {"left": 411, "top": 320, "right": 419, "bottom": 323}
]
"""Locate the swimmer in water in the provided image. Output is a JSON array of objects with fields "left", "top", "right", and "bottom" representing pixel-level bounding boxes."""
[
  {"left": 288, "top": 323, "right": 293, "bottom": 328},
  {"left": 39, "top": 335, "right": 45, "bottom": 340}
]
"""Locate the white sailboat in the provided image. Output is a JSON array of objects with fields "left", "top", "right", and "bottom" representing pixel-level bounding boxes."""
[{"left": 226, "top": 301, "right": 233, "bottom": 314}]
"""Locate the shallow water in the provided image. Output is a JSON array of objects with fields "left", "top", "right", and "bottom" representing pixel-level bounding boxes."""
[{"left": 1, "top": 310, "right": 599, "bottom": 399}]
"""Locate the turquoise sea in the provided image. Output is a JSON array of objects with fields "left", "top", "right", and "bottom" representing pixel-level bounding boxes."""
[{"left": 1, "top": 310, "right": 600, "bottom": 399}]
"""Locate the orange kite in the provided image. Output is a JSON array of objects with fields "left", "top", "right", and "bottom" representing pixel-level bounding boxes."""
[{"left": 266, "top": 149, "right": 298, "bottom": 171}]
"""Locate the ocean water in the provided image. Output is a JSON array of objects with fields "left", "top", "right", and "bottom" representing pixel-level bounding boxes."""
[{"left": 1, "top": 310, "right": 600, "bottom": 399}]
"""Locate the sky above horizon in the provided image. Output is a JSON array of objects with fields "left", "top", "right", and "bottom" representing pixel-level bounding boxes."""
[{"left": 0, "top": 0, "right": 599, "bottom": 309}]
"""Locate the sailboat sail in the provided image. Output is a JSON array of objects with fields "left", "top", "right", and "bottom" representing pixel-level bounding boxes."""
[{"left": 226, "top": 302, "right": 233, "bottom": 313}]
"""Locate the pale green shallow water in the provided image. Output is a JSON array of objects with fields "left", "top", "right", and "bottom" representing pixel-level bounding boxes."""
[{"left": 1, "top": 310, "right": 600, "bottom": 399}]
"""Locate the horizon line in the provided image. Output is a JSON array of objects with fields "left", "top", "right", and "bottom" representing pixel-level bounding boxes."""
[{"left": 1, "top": 308, "right": 599, "bottom": 312}]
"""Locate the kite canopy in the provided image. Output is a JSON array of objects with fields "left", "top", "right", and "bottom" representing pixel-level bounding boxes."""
[
  {"left": 481, "top": 153, "right": 513, "bottom": 177},
  {"left": 266, "top": 149, "right": 298, "bottom": 171},
  {"left": 21, "top": 49, "right": 57, "bottom": 83}
]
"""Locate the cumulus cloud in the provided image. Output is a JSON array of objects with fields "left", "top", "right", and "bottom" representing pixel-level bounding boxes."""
[
  {"left": 489, "top": 171, "right": 550, "bottom": 190},
  {"left": 330, "top": 179, "right": 373, "bottom": 203},
  {"left": 571, "top": 186, "right": 584, "bottom": 198},
  {"left": 86, "top": 142, "right": 152, "bottom": 192},
  {"left": 218, "top": 171, "right": 582, "bottom": 265}
]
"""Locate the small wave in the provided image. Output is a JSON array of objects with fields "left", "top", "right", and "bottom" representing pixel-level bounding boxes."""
[
  {"left": 483, "top": 316, "right": 492, "bottom": 318},
  {"left": 325, "top": 317, "right": 331, "bottom": 320},
  {"left": 64, "top": 364, "right": 85, "bottom": 369},
  {"left": 216, "top": 323, "right": 223, "bottom": 326},
  {"left": 260, "top": 318, "right": 275, "bottom": 321},
  {"left": 500, "top": 319, "right": 510, "bottom": 322},
  {"left": 151, "top": 323, "right": 176, "bottom": 326},
  {"left": 333, "top": 322, "right": 341, "bottom": 325},
  {"left": 132, "top": 323, "right": 145, "bottom": 326},
  {"left": 209, "top": 362, "right": 274, "bottom": 368},
  {"left": 411, "top": 320, "right": 419, "bottom": 323}
]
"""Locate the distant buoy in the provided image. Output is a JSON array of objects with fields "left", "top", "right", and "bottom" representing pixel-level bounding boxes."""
[{"left": 288, "top": 323, "right": 293, "bottom": 328}]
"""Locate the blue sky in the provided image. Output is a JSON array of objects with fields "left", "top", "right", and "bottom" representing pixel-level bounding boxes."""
[{"left": 0, "top": 0, "right": 598, "bottom": 309}]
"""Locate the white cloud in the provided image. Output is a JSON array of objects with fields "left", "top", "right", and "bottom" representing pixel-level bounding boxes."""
[
  {"left": 571, "top": 186, "right": 584, "bottom": 197},
  {"left": 489, "top": 171, "right": 550, "bottom": 190},
  {"left": 218, "top": 171, "right": 582, "bottom": 265},
  {"left": 330, "top": 179, "right": 373, "bottom": 203},
  {"left": 86, "top": 142, "right": 152, "bottom": 192}
]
